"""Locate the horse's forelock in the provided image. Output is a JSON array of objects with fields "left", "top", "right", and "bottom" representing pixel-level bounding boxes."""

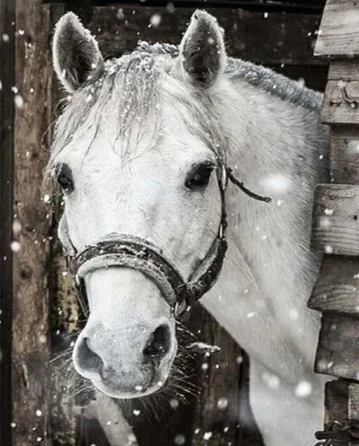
[
  {"left": 50, "top": 52, "right": 163, "bottom": 162},
  {"left": 49, "top": 46, "right": 225, "bottom": 172}
]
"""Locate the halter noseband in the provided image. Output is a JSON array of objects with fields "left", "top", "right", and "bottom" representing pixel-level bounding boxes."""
[{"left": 63, "top": 160, "right": 270, "bottom": 320}]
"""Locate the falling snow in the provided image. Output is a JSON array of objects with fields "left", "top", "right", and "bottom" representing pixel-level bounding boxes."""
[
  {"left": 262, "top": 372, "right": 280, "bottom": 389},
  {"left": 150, "top": 13, "right": 161, "bottom": 27},
  {"left": 288, "top": 308, "right": 299, "bottom": 321},
  {"left": 217, "top": 397, "right": 229, "bottom": 410},
  {"left": 38, "top": 335, "right": 46, "bottom": 344},
  {"left": 261, "top": 173, "right": 291, "bottom": 194},
  {"left": 116, "top": 9, "right": 125, "bottom": 20},
  {"left": 12, "top": 220, "right": 21, "bottom": 234},
  {"left": 297, "top": 77, "right": 305, "bottom": 87},
  {"left": 14, "top": 94, "right": 24, "bottom": 109},
  {"left": 201, "top": 362, "right": 209, "bottom": 371},
  {"left": 170, "top": 398, "right": 179, "bottom": 409},
  {"left": 295, "top": 380, "right": 312, "bottom": 398},
  {"left": 10, "top": 241, "right": 21, "bottom": 252},
  {"left": 174, "top": 434, "right": 186, "bottom": 445},
  {"left": 166, "top": 2, "right": 175, "bottom": 13},
  {"left": 319, "top": 217, "right": 331, "bottom": 228},
  {"left": 236, "top": 355, "right": 243, "bottom": 365},
  {"left": 324, "top": 208, "right": 334, "bottom": 216}
]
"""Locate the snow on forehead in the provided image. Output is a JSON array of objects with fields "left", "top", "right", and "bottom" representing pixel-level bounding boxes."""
[
  {"left": 51, "top": 52, "right": 165, "bottom": 161},
  {"left": 50, "top": 46, "right": 224, "bottom": 167}
]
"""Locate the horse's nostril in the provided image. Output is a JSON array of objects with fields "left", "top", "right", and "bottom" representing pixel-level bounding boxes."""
[
  {"left": 77, "top": 336, "right": 103, "bottom": 372},
  {"left": 143, "top": 324, "right": 171, "bottom": 360}
]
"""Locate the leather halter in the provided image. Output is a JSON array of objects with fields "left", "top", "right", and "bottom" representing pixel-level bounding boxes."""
[
  {"left": 67, "top": 160, "right": 229, "bottom": 319},
  {"left": 64, "top": 158, "right": 270, "bottom": 320}
]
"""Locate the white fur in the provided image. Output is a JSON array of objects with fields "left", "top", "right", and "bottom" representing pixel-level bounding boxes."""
[{"left": 52, "top": 10, "right": 330, "bottom": 445}]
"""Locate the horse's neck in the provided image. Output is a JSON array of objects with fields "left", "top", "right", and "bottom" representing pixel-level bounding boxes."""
[{"left": 203, "top": 78, "right": 329, "bottom": 384}]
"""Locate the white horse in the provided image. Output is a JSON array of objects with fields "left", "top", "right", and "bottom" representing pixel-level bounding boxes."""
[{"left": 50, "top": 10, "right": 330, "bottom": 445}]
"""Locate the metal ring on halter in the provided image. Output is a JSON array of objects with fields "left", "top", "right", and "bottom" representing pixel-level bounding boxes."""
[{"left": 174, "top": 300, "right": 188, "bottom": 319}]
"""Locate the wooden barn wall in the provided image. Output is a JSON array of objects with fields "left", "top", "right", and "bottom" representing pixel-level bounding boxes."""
[
  {"left": 0, "top": 2, "right": 328, "bottom": 445},
  {"left": 0, "top": 1, "right": 16, "bottom": 445}
]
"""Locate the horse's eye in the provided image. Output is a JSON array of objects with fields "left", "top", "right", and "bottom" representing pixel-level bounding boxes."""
[
  {"left": 55, "top": 164, "right": 74, "bottom": 193},
  {"left": 185, "top": 162, "right": 214, "bottom": 190}
]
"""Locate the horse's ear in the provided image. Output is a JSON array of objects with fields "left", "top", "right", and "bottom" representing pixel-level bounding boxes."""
[
  {"left": 179, "top": 10, "right": 226, "bottom": 87},
  {"left": 52, "top": 12, "right": 104, "bottom": 93}
]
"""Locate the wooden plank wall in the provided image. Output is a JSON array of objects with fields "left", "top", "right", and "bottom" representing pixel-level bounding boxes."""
[
  {"left": 0, "top": 1, "right": 16, "bottom": 446},
  {"left": 1, "top": 2, "right": 329, "bottom": 445},
  {"left": 90, "top": 6, "right": 328, "bottom": 90},
  {"left": 11, "top": 1, "right": 55, "bottom": 445}
]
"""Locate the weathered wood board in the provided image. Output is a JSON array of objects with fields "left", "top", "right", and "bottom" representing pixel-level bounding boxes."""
[
  {"left": 309, "top": 1, "right": 359, "bottom": 444},
  {"left": 11, "top": 1, "right": 55, "bottom": 444},
  {"left": 315, "top": 314, "right": 359, "bottom": 379},
  {"left": 328, "top": 61, "right": 359, "bottom": 81},
  {"left": 315, "top": 0, "right": 359, "bottom": 57},
  {"left": 0, "top": 1, "right": 16, "bottom": 445},
  {"left": 309, "top": 255, "right": 359, "bottom": 316},
  {"left": 331, "top": 126, "right": 359, "bottom": 185},
  {"left": 311, "top": 184, "right": 359, "bottom": 256},
  {"left": 321, "top": 80, "right": 359, "bottom": 125}
]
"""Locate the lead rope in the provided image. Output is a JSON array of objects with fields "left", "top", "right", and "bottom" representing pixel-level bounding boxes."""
[{"left": 226, "top": 167, "right": 272, "bottom": 203}]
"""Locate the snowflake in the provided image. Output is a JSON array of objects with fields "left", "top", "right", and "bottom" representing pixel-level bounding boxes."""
[
  {"left": 150, "top": 13, "right": 161, "bottom": 27},
  {"left": 217, "top": 397, "right": 228, "bottom": 410},
  {"left": 294, "top": 380, "right": 312, "bottom": 398},
  {"left": 261, "top": 173, "right": 291, "bottom": 194},
  {"left": 174, "top": 434, "right": 186, "bottom": 445}
]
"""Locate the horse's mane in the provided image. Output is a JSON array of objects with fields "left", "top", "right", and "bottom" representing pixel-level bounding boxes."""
[{"left": 136, "top": 42, "right": 322, "bottom": 112}]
